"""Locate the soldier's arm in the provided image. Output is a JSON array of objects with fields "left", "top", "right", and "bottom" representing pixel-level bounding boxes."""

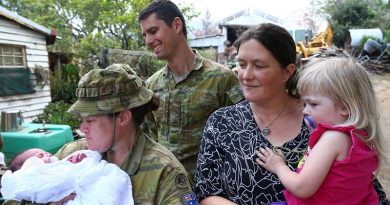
[
  {"left": 55, "top": 139, "right": 87, "bottom": 160},
  {"left": 221, "top": 71, "right": 244, "bottom": 106},
  {"left": 157, "top": 168, "right": 198, "bottom": 205}
]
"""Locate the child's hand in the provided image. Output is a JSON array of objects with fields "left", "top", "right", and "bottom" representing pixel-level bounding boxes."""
[
  {"left": 67, "top": 153, "right": 87, "bottom": 163},
  {"left": 255, "top": 147, "right": 286, "bottom": 173}
]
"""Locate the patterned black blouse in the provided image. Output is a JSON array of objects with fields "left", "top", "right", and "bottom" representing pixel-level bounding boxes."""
[{"left": 194, "top": 100, "right": 309, "bottom": 205}]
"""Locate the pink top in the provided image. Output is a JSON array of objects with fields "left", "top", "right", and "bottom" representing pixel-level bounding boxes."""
[{"left": 284, "top": 124, "right": 379, "bottom": 205}]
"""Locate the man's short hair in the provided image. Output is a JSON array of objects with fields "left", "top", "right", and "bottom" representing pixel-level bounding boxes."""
[{"left": 138, "top": 0, "right": 187, "bottom": 38}]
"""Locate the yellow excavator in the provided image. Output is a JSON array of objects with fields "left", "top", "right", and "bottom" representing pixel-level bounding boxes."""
[{"left": 296, "top": 24, "right": 333, "bottom": 58}]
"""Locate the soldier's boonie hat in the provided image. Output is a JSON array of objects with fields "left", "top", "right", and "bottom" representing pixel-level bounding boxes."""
[{"left": 68, "top": 64, "right": 154, "bottom": 116}]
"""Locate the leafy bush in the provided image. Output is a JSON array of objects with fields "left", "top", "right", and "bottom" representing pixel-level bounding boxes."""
[
  {"left": 33, "top": 101, "right": 81, "bottom": 130},
  {"left": 51, "top": 64, "right": 80, "bottom": 103},
  {"left": 136, "top": 53, "right": 165, "bottom": 79}
]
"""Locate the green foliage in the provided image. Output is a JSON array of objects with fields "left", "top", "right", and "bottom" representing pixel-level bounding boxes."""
[
  {"left": 33, "top": 101, "right": 81, "bottom": 130},
  {"left": 77, "top": 33, "right": 120, "bottom": 59},
  {"left": 50, "top": 64, "right": 80, "bottom": 103},
  {"left": 355, "top": 35, "right": 378, "bottom": 55},
  {"left": 136, "top": 53, "right": 165, "bottom": 79},
  {"left": 0, "top": 0, "right": 199, "bottom": 59},
  {"left": 324, "top": 0, "right": 390, "bottom": 48}
]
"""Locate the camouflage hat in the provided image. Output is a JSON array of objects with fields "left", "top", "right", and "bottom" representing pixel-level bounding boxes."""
[{"left": 68, "top": 64, "right": 154, "bottom": 116}]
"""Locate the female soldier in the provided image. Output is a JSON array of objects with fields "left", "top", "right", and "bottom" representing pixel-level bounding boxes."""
[{"left": 3, "top": 64, "right": 197, "bottom": 205}]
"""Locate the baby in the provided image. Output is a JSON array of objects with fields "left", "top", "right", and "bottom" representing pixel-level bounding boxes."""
[
  {"left": 2, "top": 148, "right": 134, "bottom": 205},
  {"left": 8, "top": 148, "right": 93, "bottom": 172}
]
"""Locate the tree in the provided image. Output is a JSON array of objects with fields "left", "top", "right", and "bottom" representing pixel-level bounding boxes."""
[
  {"left": 0, "top": 0, "right": 198, "bottom": 59},
  {"left": 193, "top": 9, "right": 219, "bottom": 38},
  {"left": 302, "top": 0, "right": 328, "bottom": 33},
  {"left": 323, "top": 0, "right": 390, "bottom": 47}
]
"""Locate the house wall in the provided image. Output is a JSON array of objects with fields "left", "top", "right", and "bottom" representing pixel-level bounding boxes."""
[{"left": 0, "top": 16, "right": 51, "bottom": 122}]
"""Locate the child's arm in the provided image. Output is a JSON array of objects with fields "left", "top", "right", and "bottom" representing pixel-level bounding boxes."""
[{"left": 256, "top": 130, "right": 351, "bottom": 198}]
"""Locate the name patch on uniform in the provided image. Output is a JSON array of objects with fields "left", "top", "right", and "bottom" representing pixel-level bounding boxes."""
[{"left": 181, "top": 193, "right": 199, "bottom": 205}]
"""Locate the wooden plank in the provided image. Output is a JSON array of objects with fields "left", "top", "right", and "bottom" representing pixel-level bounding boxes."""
[
  {"left": 0, "top": 17, "right": 20, "bottom": 28},
  {"left": 1, "top": 100, "right": 50, "bottom": 112},
  {"left": 27, "top": 62, "right": 49, "bottom": 68},
  {"left": 0, "top": 100, "right": 50, "bottom": 122},
  {"left": 0, "top": 32, "right": 46, "bottom": 45},
  {"left": 26, "top": 55, "right": 49, "bottom": 62},
  {"left": 0, "top": 96, "right": 51, "bottom": 108},
  {"left": 0, "top": 39, "right": 47, "bottom": 50},
  {"left": 0, "top": 91, "right": 51, "bottom": 104},
  {"left": 0, "top": 24, "right": 45, "bottom": 38},
  {"left": 26, "top": 49, "right": 49, "bottom": 56}
]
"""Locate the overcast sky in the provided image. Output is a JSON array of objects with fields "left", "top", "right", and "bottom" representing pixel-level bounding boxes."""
[{"left": 171, "top": 0, "right": 320, "bottom": 29}]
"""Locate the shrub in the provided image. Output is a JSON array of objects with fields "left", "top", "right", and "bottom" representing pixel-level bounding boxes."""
[
  {"left": 51, "top": 64, "right": 80, "bottom": 104},
  {"left": 33, "top": 101, "right": 81, "bottom": 130}
]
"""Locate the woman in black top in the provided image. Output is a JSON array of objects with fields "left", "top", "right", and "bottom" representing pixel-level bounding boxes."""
[{"left": 194, "top": 23, "right": 389, "bottom": 205}]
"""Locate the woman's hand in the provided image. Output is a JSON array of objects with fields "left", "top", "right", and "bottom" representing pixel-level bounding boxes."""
[
  {"left": 49, "top": 193, "right": 76, "bottom": 205},
  {"left": 255, "top": 147, "right": 286, "bottom": 173}
]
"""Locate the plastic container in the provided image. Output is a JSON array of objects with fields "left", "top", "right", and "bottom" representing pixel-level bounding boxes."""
[
  {"left": 364, "top": 39, "right": 382, "bottom": 54},
  {"left": 0, "top": 123, "right": 74, "bottom": 162}
]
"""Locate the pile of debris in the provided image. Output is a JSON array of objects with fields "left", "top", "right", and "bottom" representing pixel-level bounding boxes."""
[{"left": 301, "top": 45, "right": 390, "bottom": 74}]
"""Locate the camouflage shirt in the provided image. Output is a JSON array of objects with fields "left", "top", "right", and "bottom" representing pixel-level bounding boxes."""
[
  {"left": 3, "top": 130, "right": 197, "bottom": 205},
  {"left": 143, "top": 50, "right": 243, "bottom": 174}
]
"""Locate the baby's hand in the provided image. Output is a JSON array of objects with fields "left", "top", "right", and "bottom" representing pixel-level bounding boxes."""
[
  {"left": 67, "top": 153, "right": 87, "bottom": 163},
  {"left": 255, "top": 147, "right": 286, "bottom": 173}
]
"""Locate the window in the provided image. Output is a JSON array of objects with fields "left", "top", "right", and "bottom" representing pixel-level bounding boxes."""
[
  {"left": 0, "top": 44, "right": 26, "bottom": 67},
  {"left": 0, "top": 44, "right": 34, "bottom": 96}
]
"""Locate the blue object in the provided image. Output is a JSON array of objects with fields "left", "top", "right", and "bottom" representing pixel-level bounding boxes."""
[
  {"left": 270, "top": 201, "right": 287, "bottom": 205},
  {"left": 304, "top": 115, "right": 317, "bottom": 133}
]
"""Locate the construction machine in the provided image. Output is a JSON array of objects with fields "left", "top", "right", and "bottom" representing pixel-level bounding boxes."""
[{"left": 296, "top": 24, "right": 333, "bottom": 58}]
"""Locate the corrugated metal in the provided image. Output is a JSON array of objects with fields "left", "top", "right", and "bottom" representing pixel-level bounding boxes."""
[{"left": 218, "top": 8, "right": 285, "bottom": 27}]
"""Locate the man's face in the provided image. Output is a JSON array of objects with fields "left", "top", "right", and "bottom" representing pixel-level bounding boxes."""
[{"left": 140, "top": 13, "right": 178, "bottom": 60}]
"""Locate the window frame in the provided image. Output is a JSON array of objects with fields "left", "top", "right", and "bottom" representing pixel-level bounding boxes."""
[
  {"left": 0, "top": 44, "right": 27, "bottom": 68},
  {"left": 0, "top": 44, "right": 34, "bottom": 96}
]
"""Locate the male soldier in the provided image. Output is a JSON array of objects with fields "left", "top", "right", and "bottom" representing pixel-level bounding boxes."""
[
  {"left": 2, "top": 64, "right": 198, "bottom": 205},
  {"left": 138, "top": 0, "right": 244, "bottom": 179}
]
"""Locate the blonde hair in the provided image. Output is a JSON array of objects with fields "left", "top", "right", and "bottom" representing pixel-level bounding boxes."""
[{"left": 297, "top": 57, "right": 386, "bottom": 165}]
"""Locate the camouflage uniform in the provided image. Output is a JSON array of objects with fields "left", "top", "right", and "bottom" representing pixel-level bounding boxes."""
[
  {"left": 2, "top": 64, "right": 197, "bottom": 205},
  {"left": 143, "top": 50, "right": 244, "bottom": 178}
]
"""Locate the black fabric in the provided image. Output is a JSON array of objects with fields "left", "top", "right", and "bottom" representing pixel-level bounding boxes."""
[
  {"left": 194, "top": 100, "right": 310, "bottom": 205},
  {"left": 0, "top": 67, "right": 35, "bottom": 96}
]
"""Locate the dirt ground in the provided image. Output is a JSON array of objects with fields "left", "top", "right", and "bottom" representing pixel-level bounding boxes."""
[{"left": 374, "top": 72, "right": 390, "bottom": 196}]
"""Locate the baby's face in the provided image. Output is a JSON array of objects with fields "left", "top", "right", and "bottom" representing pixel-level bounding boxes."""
[{"left": 23, "top": 148, "right": 52, "bottom": 163}]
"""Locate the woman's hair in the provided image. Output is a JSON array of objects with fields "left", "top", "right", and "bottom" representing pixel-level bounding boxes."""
[
  {"left": 233, "top": 23, "right": 299, "bottom": 98},
  {"left": 108, "top": 95, "right": 159, "bottom": 127},
  {"left": 130, "top": 95, "right": 159, "bottom": 126},
  {"left": 298, "top": 57, "right": 386, "bottom": 163}
]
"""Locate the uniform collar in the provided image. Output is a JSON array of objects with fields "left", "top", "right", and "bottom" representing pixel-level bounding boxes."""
[
  {"left": 162, "top": 49, "right": 204, "bottom": 77},
  {"left": 121, "top": 129, "right": 146, "bottom": 175}
]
